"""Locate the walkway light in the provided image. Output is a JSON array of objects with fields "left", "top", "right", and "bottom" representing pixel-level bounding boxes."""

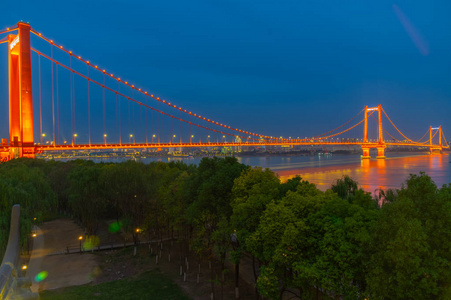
[{"left": 79, "top": 236, "right": 83, "bottom": 253}]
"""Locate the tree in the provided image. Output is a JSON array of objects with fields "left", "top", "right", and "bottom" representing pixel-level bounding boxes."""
[
  {"left": 368, "top": 173, "right": 451, "bottom": 299},
  {"left": 230, "top": 167, "right": 280, "bottom": 296}
]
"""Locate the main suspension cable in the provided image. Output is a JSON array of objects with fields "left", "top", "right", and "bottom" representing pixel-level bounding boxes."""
[
  {"left": 381, "top": 108, "right": 415, "bottom": 143},
  {"left": 313, "top": 109, "right": 364, "bottom": 138},
  {"left": 32, "top": 48, "right": 254, "bottom": 141}
]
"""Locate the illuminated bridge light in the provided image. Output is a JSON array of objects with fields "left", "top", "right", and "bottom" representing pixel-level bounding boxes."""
[{"left": 3, "top": 25, "right": 448, "bottom": 160}]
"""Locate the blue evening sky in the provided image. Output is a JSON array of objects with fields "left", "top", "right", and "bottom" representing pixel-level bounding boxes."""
[{"left": 0, "top": 0, "right": 450, "bottom": 142}]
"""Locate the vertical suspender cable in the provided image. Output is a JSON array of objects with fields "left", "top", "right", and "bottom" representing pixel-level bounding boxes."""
[
  {"left": 139, "top": 97, "right": 142, "bottom": 144},
  {"left": 71, "top": 55, "right": 76, "bottom": 144},
  {"left": 103, "top": 72, "right": 106, "bottom": 137},
  {"left": 157, "top": 101, "right": 160, "bottom": 143},
  {"left": 145, "top": 108, "right": 148, "bottom": 144},
  {"left": 87, "top": 64, "right": 91, "bottom": 146},
  {"left": 170, "top": 112, "right": 173, "bottom": 143},
  {"left": 39, "top": 54, "right": 42, "bottom": 145},
  {"left": 132, "top": 90, "right": 135, "bottom": 142},
  {"left": 128, "top": 90, "right": 131, "bottom": 138},
  {"left": 118, "top": 82, "right": 121, "bottom": 145},
  {"left": 56, "top": 64, "right": 59, "bottom": 144},
  {"left": 70, "top": 54, "right": 73, "bottom": 142},
  {"left": 116, "top": 92, "right": 119, "bottom": 144},
  {"left": 51, "top": 44, "right": 55, "bottom": 146}
]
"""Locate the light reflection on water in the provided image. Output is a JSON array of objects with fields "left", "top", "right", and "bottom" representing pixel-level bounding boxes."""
[
  {"left": 147, "top": 153, "right": 450, "bottom": 191},
  {"left": 274, "top": 154, "right": 450, "bottom": 192}
]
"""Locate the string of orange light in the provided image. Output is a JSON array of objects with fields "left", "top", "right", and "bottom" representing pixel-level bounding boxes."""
[
  {"left": 415, "top": 129, "right": 431, "bottom": 144},
  {"left": 310, "top": 112, "right": 371, "bottom": 140},
  {"left": 442, "top": 131, "right": 449, "bottom": 148},
  {"left": 312, "top": 109, "right": 363, "bottom": 138},
  {"left": 381, "top": 108, "right": 417, "bottom": 143},
  {"left": 31, "top": 47, "right": 266, "bottom": 142},
  {"left": 383, "top": 128, "right": 401, "bottom": 142},
  {"left": 29, "top": 28, "right": 282, "bottom": 141},
  {"left": 371, "top": 113, "right": 429, "bottom": 145},
  {"left": 0, "top": 26, "right": 18, "bottom": 35}
]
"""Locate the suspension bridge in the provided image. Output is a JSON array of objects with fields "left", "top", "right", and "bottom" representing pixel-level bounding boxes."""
[{"left": 0, "top": 22, "right": 448, "bottom": 161}]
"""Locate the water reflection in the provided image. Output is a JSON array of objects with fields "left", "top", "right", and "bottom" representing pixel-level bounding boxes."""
[{"left": 277, "top": 154, "right": 450, "bottom": 192}]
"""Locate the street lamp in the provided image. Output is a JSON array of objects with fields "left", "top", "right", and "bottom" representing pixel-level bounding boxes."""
[
  {"left": 190, "top": 135, "right": 194, "bottom": 144},
  {"left": 207, "top": 135, "right": 210, "bottom": 143},
  {"left": 223, "top": 135, "right": 226, "bottom": 143},
  {"left": 152, "top": 134, "right": 156, "bottom": 143},
  {"left": 41, "top": 133, "right": 45, "bottom": 144},
  {"left": 104, "top": 134, "right": 107, "bottom": 145},
  {"left": 172, "top": 134, "right": 176, "bottom": 144},
  {"left": 73, "top": 134, "right": 77, "bottom": 145},
  {"left": 129, "top": 134, "right": 133, "bottom": 144},
  {"left": 78, "top": 236, "right": 83, "bottom": 253}
]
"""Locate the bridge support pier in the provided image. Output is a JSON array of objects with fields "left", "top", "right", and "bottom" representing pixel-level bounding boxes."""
[
  {"left": 361, "top": 147, "right": 371, "bottom": 159},
  {"left": 376, "top": 146, "right": 386, "bottom": 159},
  {"left": 430, "top": 147, "right": 442, "bottom": 154}
]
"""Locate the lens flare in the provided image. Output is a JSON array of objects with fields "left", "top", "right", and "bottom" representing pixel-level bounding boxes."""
[
  {"left": 34, "top": 271, "right": 48, "bottom": 282},
  {"left": 393, "top": 4, "right": 429, "bottom": 56},
  {"left": 108, "top": 221, "right": 122, "bottom": 233},
  {"left": 83, "top": 235, "right": 100, "bottom": 250}
]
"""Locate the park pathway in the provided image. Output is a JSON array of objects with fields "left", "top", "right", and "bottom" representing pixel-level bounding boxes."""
[{"left": 26, "top": 220, "right": 99, "bottom": 292}]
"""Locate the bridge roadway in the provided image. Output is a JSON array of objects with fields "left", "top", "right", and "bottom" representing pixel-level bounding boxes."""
[
  {"left": 23, "top": 141, "right": 448, "bottom": 151},
  {"left": 0, "top": 141, "right": 446, "bottom": 161}
]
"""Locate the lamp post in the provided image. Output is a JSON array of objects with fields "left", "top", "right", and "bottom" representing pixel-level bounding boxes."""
[
  {"left": 231, "top": 231, "right": 240, "bottom": 299},
  {"left": 223, "top": 135, "right": 226, "bottom": 143},
  {"left": 172, "top": 134, "right": 176, "bottom": 144},
  {"left": 79, "top": 235, "right": 83, "bottom": 253},
  {"left": 41, "top": 133, "right": 45, "bottom": 145},
  {"left": 104, "top": 134, "right": 107, "bottom": 145},
  {"left": 73, "top": 134, "right": 77, "bottom": 145},
  {"left": 207, "top": 135, "right": 210, "bottom": 143},
  {"left": 152, "top": 134, "right": 155, "bottom": 143},
  {"left": 129, "top": 134, "right": 133, "bottom": 144},
  {"left": 190, "top": 135, "right": 194, "bottom": 144}
]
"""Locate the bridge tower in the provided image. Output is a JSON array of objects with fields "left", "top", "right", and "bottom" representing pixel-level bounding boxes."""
[
  {"left": 7, "top": 22, "right": 34, "bottom": 159},
  {"left": 429, "top": 126, "right": 442, "bottom": 154},
  {"left": 362, "top": 104, "right": 385, "bottom": 159}
]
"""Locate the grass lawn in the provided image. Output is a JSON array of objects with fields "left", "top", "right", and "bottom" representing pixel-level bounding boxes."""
[{"left": 39, "top": 269, "right": 192, "bottom": 300}]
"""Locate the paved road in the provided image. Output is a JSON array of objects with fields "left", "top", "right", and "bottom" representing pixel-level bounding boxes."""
[{"left": 26, "top": 221, "right": 98, "bottom": 292}]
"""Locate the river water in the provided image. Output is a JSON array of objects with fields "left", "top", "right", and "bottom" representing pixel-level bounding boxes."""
[{"left": 146, "top": 152, "right": 451, "bottom": 192}]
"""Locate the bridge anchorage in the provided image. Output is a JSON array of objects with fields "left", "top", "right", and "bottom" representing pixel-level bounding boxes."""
[{"left": 0, "top": 21, "right": 448, "bottom": 161}]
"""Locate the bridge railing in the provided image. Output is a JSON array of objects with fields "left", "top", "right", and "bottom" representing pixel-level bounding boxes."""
[
  {"left": 0, "top": 205, "right": 38, "bottom": 299},
  {"left": 0, "top": 205, "right": 20, "bottom": 299}
]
